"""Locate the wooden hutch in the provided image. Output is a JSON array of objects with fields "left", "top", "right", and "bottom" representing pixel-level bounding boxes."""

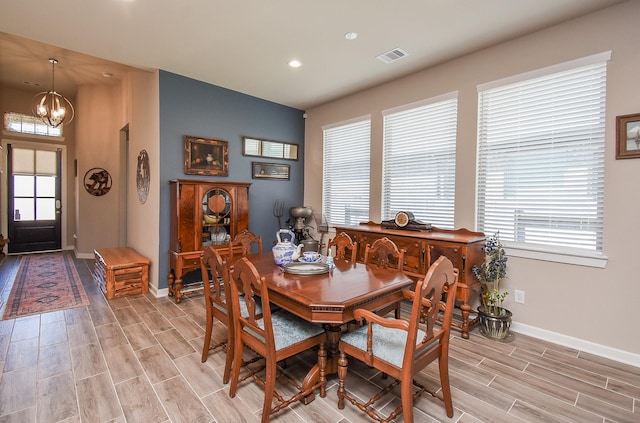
[
  {"left": 333, "top": 223, "right": 485, "bottom": 338},
  {"left": 168, "top": 179, "right": 251, "bottom": 302}
]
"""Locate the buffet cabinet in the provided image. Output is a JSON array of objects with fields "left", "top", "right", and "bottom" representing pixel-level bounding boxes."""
[
  {"left": 333, "top": 223, "right": 485, "bottom": 338},
  {"left": 168, "top": 179, "right": 251, "bottom": 303}
]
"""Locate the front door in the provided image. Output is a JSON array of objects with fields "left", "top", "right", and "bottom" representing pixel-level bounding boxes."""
[{"left": 7, "top": 145, "right": 62, "bottom": 253}]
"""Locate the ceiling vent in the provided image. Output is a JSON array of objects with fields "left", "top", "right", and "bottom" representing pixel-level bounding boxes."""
[{"left": 377, "top": 48, "right": 408, "bottom": 64}]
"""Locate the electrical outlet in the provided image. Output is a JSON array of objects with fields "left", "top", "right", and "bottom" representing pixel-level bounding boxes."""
[{"left": 514, "top": 290, "right": 525, "bottom": 304}]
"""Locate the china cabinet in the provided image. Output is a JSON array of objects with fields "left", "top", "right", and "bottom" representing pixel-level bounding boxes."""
[
  {"left": 168, "top": 179, "right": 251, "bottom": 302},
  {"left": 333, "top": 223, "right": 485, "bottom": 338}
]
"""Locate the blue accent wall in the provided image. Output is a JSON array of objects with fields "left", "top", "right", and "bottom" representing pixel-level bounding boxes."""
[{"left": 158, "top": 71, "right": 305, "bottom": 289}]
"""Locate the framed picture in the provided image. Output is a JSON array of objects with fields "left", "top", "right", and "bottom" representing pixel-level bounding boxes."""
[
  {"left": 184, "top": 136, "right": 229, "bottom": 176},
  {"left": 252, "top": 162, "right": 290, "bottom": 180},
  {"left": 616, "top": 113, "right": 640, "bottom": 159}
]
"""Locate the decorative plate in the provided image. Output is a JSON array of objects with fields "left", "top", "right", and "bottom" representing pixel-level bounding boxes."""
[
  {"left": 136, "top": 150, "right": 150, "bottom": 204},
  {"left": 84, "top": 167, "right": 112, "bottom": 196},
  {"left": 283, "top": 262, "right": 330, "bottom": 275}
]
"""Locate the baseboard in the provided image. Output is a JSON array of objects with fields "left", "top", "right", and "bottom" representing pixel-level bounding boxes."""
[
  {"left": 510, "top": 322, "right": 640, "bottom": 368},
  {"left": 69, "top": 247, "right": 93, "bottom": 260},
  {"left": 149, "top": 286, "right": 169, "bottom": 298}
]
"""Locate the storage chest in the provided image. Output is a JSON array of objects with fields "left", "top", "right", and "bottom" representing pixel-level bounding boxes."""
[{"left": 94, "top": 247, "right": 150, "bottom": 299}]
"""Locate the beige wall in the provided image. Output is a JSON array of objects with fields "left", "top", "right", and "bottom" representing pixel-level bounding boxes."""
[
  {"left": 74, "top": 70, "right": 160, "bottom": 292},
  {"left": 1, "top": 69, "right": 160, "bottom": 291},
  {"left": 0, "top": 84, "right": 77, "bottom": 249},
  {"left": 74, "top": 84, "right": 122, "bottom": 253},
  {"left": 304, "top": 1, "right": 640, "bottom": 361},
  {"left": 124, "top": 70, "right": 160, "bottom": 294}
]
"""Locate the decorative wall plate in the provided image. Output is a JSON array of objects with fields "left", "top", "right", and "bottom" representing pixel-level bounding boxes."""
[
  {"left": 84, "top": 167, "right": 112, "bottom": 196},
  {"left": 136, "top": 150, "right": 150, "bottom": 203}
]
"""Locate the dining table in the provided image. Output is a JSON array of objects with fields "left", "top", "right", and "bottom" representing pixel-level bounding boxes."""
[{"left": 244, "top": 252, "right": 414, "bottom": 402}]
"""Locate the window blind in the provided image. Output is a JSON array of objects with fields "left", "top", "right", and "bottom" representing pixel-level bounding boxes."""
[
  {"left": 477, "top": 56, "right": 609, "bottom": 253},
  {"left": 382, "top": 94, "right": 458, "bottom": 228},
  {"left": 322, "top": 118, "right": 371, "bottom": 226},
  {"left": 4, "top": 112, "right": 62, "bottom": 137}
]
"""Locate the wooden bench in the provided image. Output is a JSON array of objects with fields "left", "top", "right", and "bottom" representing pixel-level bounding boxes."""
[{"left": 94, "top": 247, "right": 150, "bottom": 299}]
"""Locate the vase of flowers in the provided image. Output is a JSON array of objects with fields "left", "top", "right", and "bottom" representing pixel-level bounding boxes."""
[{"left": 472, "top": 232, "right": 511, "bottom": 339}]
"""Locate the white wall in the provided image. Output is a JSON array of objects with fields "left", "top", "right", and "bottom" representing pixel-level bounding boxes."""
[{"left": 304, "top": 1, "right": 640, "bottom": 362}]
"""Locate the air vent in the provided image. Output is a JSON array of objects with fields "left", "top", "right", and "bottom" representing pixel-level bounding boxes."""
[{"left": 377, "top": 48, "right": 408, "bottom": 64}]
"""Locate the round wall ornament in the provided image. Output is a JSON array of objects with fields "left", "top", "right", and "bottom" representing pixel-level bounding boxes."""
[
  {"left": 84, "top": 167, "right": 112, "bottom": 196},
  {"left": 136, "top": 150, "right": 150, "bottom": 204}
]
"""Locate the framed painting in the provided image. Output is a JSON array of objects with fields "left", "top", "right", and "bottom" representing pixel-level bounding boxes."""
[
  {"left": 616, "top": 113, "right": 640, "bottom": 159},
  {"left": 184, "top": 136, "right": 229, "bottom": 175},
  {"left": 252, "top": 162, "right": 290, "bottom": 180}
]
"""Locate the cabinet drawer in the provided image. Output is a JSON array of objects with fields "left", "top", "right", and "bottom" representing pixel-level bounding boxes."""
[{"left": 428, "top": 243, "right": 463, "bottom": 269}]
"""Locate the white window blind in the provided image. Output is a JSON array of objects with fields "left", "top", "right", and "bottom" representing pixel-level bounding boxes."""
[
  {"left": 382, "top": 93, "right": 458, "bottom": 228},
  {"left": 4, "top": 112, "right": 63, "bottom": 137},
  {"left": 477, "top": 54, "right": 609, "bottom": 254},
  {"left": 322, "top": 118, "right": 371, "bottom": 226}
]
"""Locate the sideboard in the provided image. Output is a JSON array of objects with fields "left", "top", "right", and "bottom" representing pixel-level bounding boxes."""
[{"left": 333, "top": 223, "right": 485, "bottom": 338}]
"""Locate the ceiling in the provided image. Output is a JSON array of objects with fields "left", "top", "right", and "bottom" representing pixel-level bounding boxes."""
[{"left": 0, "top": 0, "right": 626, "bottom": 111}]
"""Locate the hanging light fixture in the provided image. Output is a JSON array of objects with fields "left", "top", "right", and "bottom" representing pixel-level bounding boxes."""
[{"left": 33, "top": 58, "right": 74, "bottom": 128}]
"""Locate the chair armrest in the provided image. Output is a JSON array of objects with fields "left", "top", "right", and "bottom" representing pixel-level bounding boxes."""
[
  {"left": 353, "top": 308, "right": 409, "bottom": 331},
  {"left": 403, "top": 290, "right": 434, "bottom": 308}
]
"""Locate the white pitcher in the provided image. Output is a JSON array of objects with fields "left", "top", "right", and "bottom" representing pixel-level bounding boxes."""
[{"left": 272, "top": 229, "right": 302, "bottom": 265}]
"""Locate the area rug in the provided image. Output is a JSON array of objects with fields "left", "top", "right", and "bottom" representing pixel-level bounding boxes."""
[{"left": 2, "top": 252, "right": 89, "bottom": 319}]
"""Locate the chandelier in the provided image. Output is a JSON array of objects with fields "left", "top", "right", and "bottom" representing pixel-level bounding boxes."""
[{"left": 33, "top": 58, "right": 75, "bottom": 128}]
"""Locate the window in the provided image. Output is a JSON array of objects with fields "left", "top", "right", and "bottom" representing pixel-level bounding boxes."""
[
  {"left": 11, "top": 147, "right": 58, "bottom": 221},
  {"left": 242, "top": 137, "right": 298, "bottom": 160},
  {"left": 322, "top": 117, "right": 371, "bottom": 225},
  {"left": 4, "top": 112, "right": 63, "bottom": 137},
  {"left": 476, "top": 52, "right": 610, "bottom": 256},
  {"left": 382, "top": 93, "right": 458, "bottom": 228}
]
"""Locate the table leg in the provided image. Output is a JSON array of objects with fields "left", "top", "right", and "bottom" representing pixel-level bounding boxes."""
[{"left": 300, "top": 324, "right": 342, "bottom": 403}]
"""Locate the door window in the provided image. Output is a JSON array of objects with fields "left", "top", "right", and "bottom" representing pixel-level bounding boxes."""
[{"left": 11, "top": 148, "right": 58, "bottom": 222}]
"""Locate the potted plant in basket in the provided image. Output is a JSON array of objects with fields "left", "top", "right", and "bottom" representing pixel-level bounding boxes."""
[{"left": 472, "top": 232, "right": 512, "bottom": 339}]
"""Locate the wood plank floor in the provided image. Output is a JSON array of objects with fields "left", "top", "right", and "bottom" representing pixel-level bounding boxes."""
[{"left": 0, "top": 253, "right": 638, "bottom": 422}]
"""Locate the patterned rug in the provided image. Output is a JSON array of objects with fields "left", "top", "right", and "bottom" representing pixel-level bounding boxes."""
[{"left": 2, "top": 252, "right": 89, "bottom": 319}]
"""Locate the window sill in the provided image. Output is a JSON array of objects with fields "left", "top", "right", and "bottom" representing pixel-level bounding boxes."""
[
  {"left": 505, "top": 245, "right": 608, "bottom": 269},
  {"left": 2, "top": 130, "right": 65, "bottom": 143}
]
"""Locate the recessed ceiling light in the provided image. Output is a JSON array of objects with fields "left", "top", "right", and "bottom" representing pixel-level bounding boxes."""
[
  {"left": 288, "top": 60, "right": 302, "bottom": 68},
  {"left": 344, "top": 32, "right": 358, "bottom": 41}
]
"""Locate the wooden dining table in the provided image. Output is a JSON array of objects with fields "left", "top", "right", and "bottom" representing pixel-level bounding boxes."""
[{"left": 244, "top": 252, "right": 414, "bottom": 401}]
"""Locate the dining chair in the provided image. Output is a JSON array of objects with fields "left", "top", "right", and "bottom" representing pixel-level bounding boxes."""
[
  {"left": 327, "top": 231, "right": 357, "bottom": 264},
  {"left": 363, "top": 236, "right": 406, "bottom": 317},
  {"left": 228, "top": 229, "right": 262, "bottom": 261},
  {"left": 337, "top": 255, "right": 459, "bottom": 422},
  {"left": 199, "top": 246, "right": 234, "bottom": 383},
  {"left": 227, "top": 257, "right": 327, "bottom": 423},
  {"left": 363, "top": 236, "right": 405, "bottom": 270}
]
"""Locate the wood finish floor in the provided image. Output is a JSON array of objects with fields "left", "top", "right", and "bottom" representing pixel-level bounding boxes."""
[{"left": 0, "top": 253, "right": 638, "bottom": 423}]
